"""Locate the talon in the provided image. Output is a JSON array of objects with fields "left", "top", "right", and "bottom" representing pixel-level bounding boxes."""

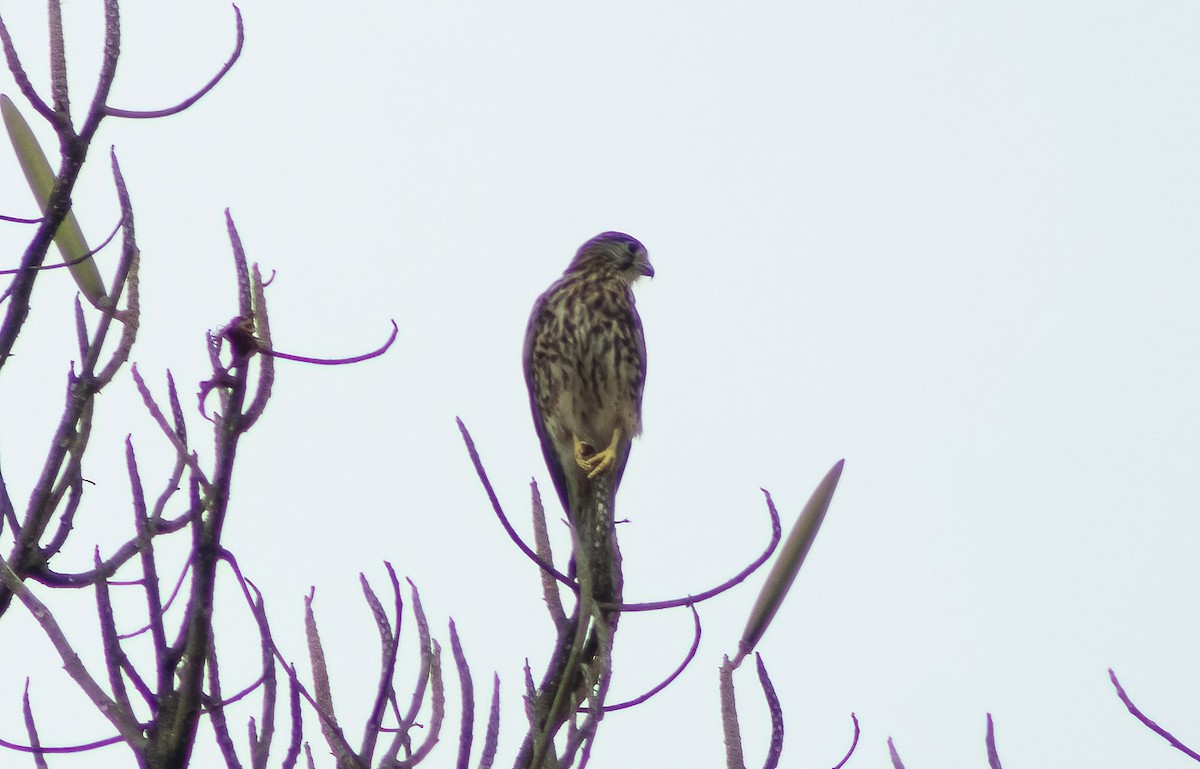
[
  {"left": 573, "top": 428, "right": 622, "bottom": 479},
  {"left": 574, "top": 438, "right": 596, "bottom": 467}
]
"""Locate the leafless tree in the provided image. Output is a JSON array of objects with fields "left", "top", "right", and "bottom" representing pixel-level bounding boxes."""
[{"left": 1, "top": 4, "right": 1118, "bottom": 769}]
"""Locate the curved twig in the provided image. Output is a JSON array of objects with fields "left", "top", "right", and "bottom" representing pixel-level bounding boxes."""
[
  {"left": 618, "top": 490, "right": 782, "bottom": 612},
  {"left": 28, "top": 510, "right": 192, "bottom": 587},
  {"left": 1109, "top": 668, "right": 1200, "bottom": 761},
  {"left": 0, "top": 732, "right": 124, "bottom": 755},
  {"left": 267, "top": 319, "right": 398, "bottom": 365},
  {"left": 207, "top": 670, "right": 269, "bottom": 710},
  {"left": 754, "top": 654, "right": 783, "bottom": 769},
  {"left": 105, "top": 5, "right": 244, "bottom": 119},
  {"left": 605, "top": 604, "right": 700, "bottom": 711},
  {"left": 116, "top": 552, "right": 193, "bottom": 640},
  {"left": 0, "top": 213, "right": 41, "bottom": 224},
  {"left": 456, "top": 418, "right": 576, "bottom": 590},
  {"left": 0, "top": 214, "right": 122, "bottom": 277},
  {"left": 830, "top": 713, "right": 859, "bottom": 769}
]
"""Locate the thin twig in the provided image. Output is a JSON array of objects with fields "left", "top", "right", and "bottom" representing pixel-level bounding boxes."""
[
  {"left": 450, "top": 620, "right": 476, "bottom": 769},
  {"left": 985, "top": 713, "right": 1003, "bottom": 769},
  {"left": 1109, "top": 668, "right": 1200, "bottom": 761},
  {"left": 604, "top": 604, "right": 700, "bottom": 711},
  {"left": 267, "top": 319, "right": 397, "bottom": 365},
  {"left": 0, "top": 560, "right": 144, "bottom": 747},
  {"left": 105, "top": 5, "right": 244, "bottom": 119},
  {"left": 21, "top": 680, "right": 48, "bottom": 769},
  {"left": 477, "top": 674, "right": 500, "bottom": 769},
  {"left": 754, "top": 654, "right": 783, "bottom": 769},
  {"left": 359, "top": 566, "right": 403, "bottom": 764},
  {"left": 830, "top": 713, "right": 860, "bottom": 769},
  {"left": 457, "top": 419, "right": 574, "bottom": 589}
]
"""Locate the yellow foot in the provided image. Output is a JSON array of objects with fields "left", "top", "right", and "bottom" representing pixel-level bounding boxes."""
[{"left": 574, "top": 428, "right": 622, "bottom": 479}]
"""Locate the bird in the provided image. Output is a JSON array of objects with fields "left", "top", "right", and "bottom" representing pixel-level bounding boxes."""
[
  {"left": 523, "top": 231, "right": 653, "bottom": 537},
  {"left": 520, "top": 231, "right": 652, "bottom": 766}
]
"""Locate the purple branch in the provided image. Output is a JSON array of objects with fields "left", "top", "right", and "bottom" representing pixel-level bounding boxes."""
[
  {"left": 456, "top": 418, "right": 575, "bottom": 589},
  {"left": 620, "top": 489, "right": 781, "bottom": 612},
  {"left": 829, "top": 713, "right": 859, "bottom": 769},
  {"left": 1109, "top": 668, "right": 1200, "bottom": 761},
  {"left": 105, "top": 5, "right": 244, "bottom": 119},
  {"left": 605, "top": 605, "right": 700, "bottom": 711}
]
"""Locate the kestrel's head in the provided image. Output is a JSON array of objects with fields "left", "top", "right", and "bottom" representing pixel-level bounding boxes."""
[{"left": 567, "top": 231, "right": 655, "bottom": 283}]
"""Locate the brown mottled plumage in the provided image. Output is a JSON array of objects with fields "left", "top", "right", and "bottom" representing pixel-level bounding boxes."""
[
  {"left": 523, "top": 231, "right": 652, "bottom": 529},
  {"left": 520, "top": 232, "right": 652, "bottom": 767}
]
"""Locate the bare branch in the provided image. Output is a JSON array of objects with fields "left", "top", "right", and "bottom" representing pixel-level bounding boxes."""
[
  {"left": 1109, "top": 668, "right": 1200, "bottom": 761},
  {"left": 0, "top": 465, "right": 15, "bottom": 536},
  {"left": 0, "top": 15, "right": 56, "bottom": 123},
  {"left": 985, "top": 713, "right": 1003, "bottom": 769},
  {"left": 457, "top": 419, "right": 574, "bottom": 590},
  {"left": 529, "top": 480, "right": 566, "bottom": 627},
  {"left": 132, "top": 365, "right": 211, "bottom": 490},
  {"left": 405, "top": 640, "right": 445, "bottom": 766},
  {"left": 207, "top": 635, "right": 243, "bottom": 769},
  {"left": 247, "top": 580, "right": 277, "bottom": 769},
  {"left": 267, "top": 319, "right": 397, "bottom": 365},
  {"left": 77, "top": 0, "right": 120, "bottom": 141},
  {"left": 477, "top": 675, "right": 500, "bottom": 769},
  {"left": 0, "top": 560, "right": 145, "bottom": 747},
  {"left": 449, "top": 620, "right": 475, "bottom": 769},
  {"left": 305, "top": 589, "right": 352, "bottom": 767},
  {"left": 240, "top": 264, "right": 274, "bottom": 431},
  {"left": 93, "top": 549, "right": 134, "bottom": 716},
  {"left": 359, "top": 566, "right": 402, "bottom": 764},
  {"left": 283, "top": 665, "right": 304, "bottom": 769},
  {"left": 619, "top": 489, "right": 781, "bottom": 613},
  {"left": 830, "top": 714, "right": 860, "bottom": 769},
  {"left": 0, "top": 211, "right": 124, "bottom": 282},
  {"left": 93, "top": 150, "right": 141, "bottom": 387},
  {"left": 21, "top": 680, "right": 48, "bottom": 769},
  {"left": 604, "top": 604, "right": 700, "bottom": 711},
  {"left": 106, "top": 5, "right": 244, "bottom": 119},
  {"left": 718, "top": 656, "right": 745, "bottom": 769},
  {"left": 125, "top": 438, "right": 169, "bottom": 660},
  {"left": 753, "top": 655, "right": 782, "bottom": 769},
  {"left": 47, "top": 0, "right": 69, "bottom": 120}
]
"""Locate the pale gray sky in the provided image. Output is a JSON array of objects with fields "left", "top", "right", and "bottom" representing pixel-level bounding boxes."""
[{"left": 2, "top": 1, "right": 1199, "bottom": 767}]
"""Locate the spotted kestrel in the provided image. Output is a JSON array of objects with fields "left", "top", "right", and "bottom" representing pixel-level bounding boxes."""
[{"left": 523, "top": 231, "right": 653, "bottom": 529}]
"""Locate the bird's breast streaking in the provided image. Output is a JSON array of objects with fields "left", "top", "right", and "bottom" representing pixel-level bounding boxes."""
[{"left": 523, "top": 231, "right": 653, "bottom": 521}]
